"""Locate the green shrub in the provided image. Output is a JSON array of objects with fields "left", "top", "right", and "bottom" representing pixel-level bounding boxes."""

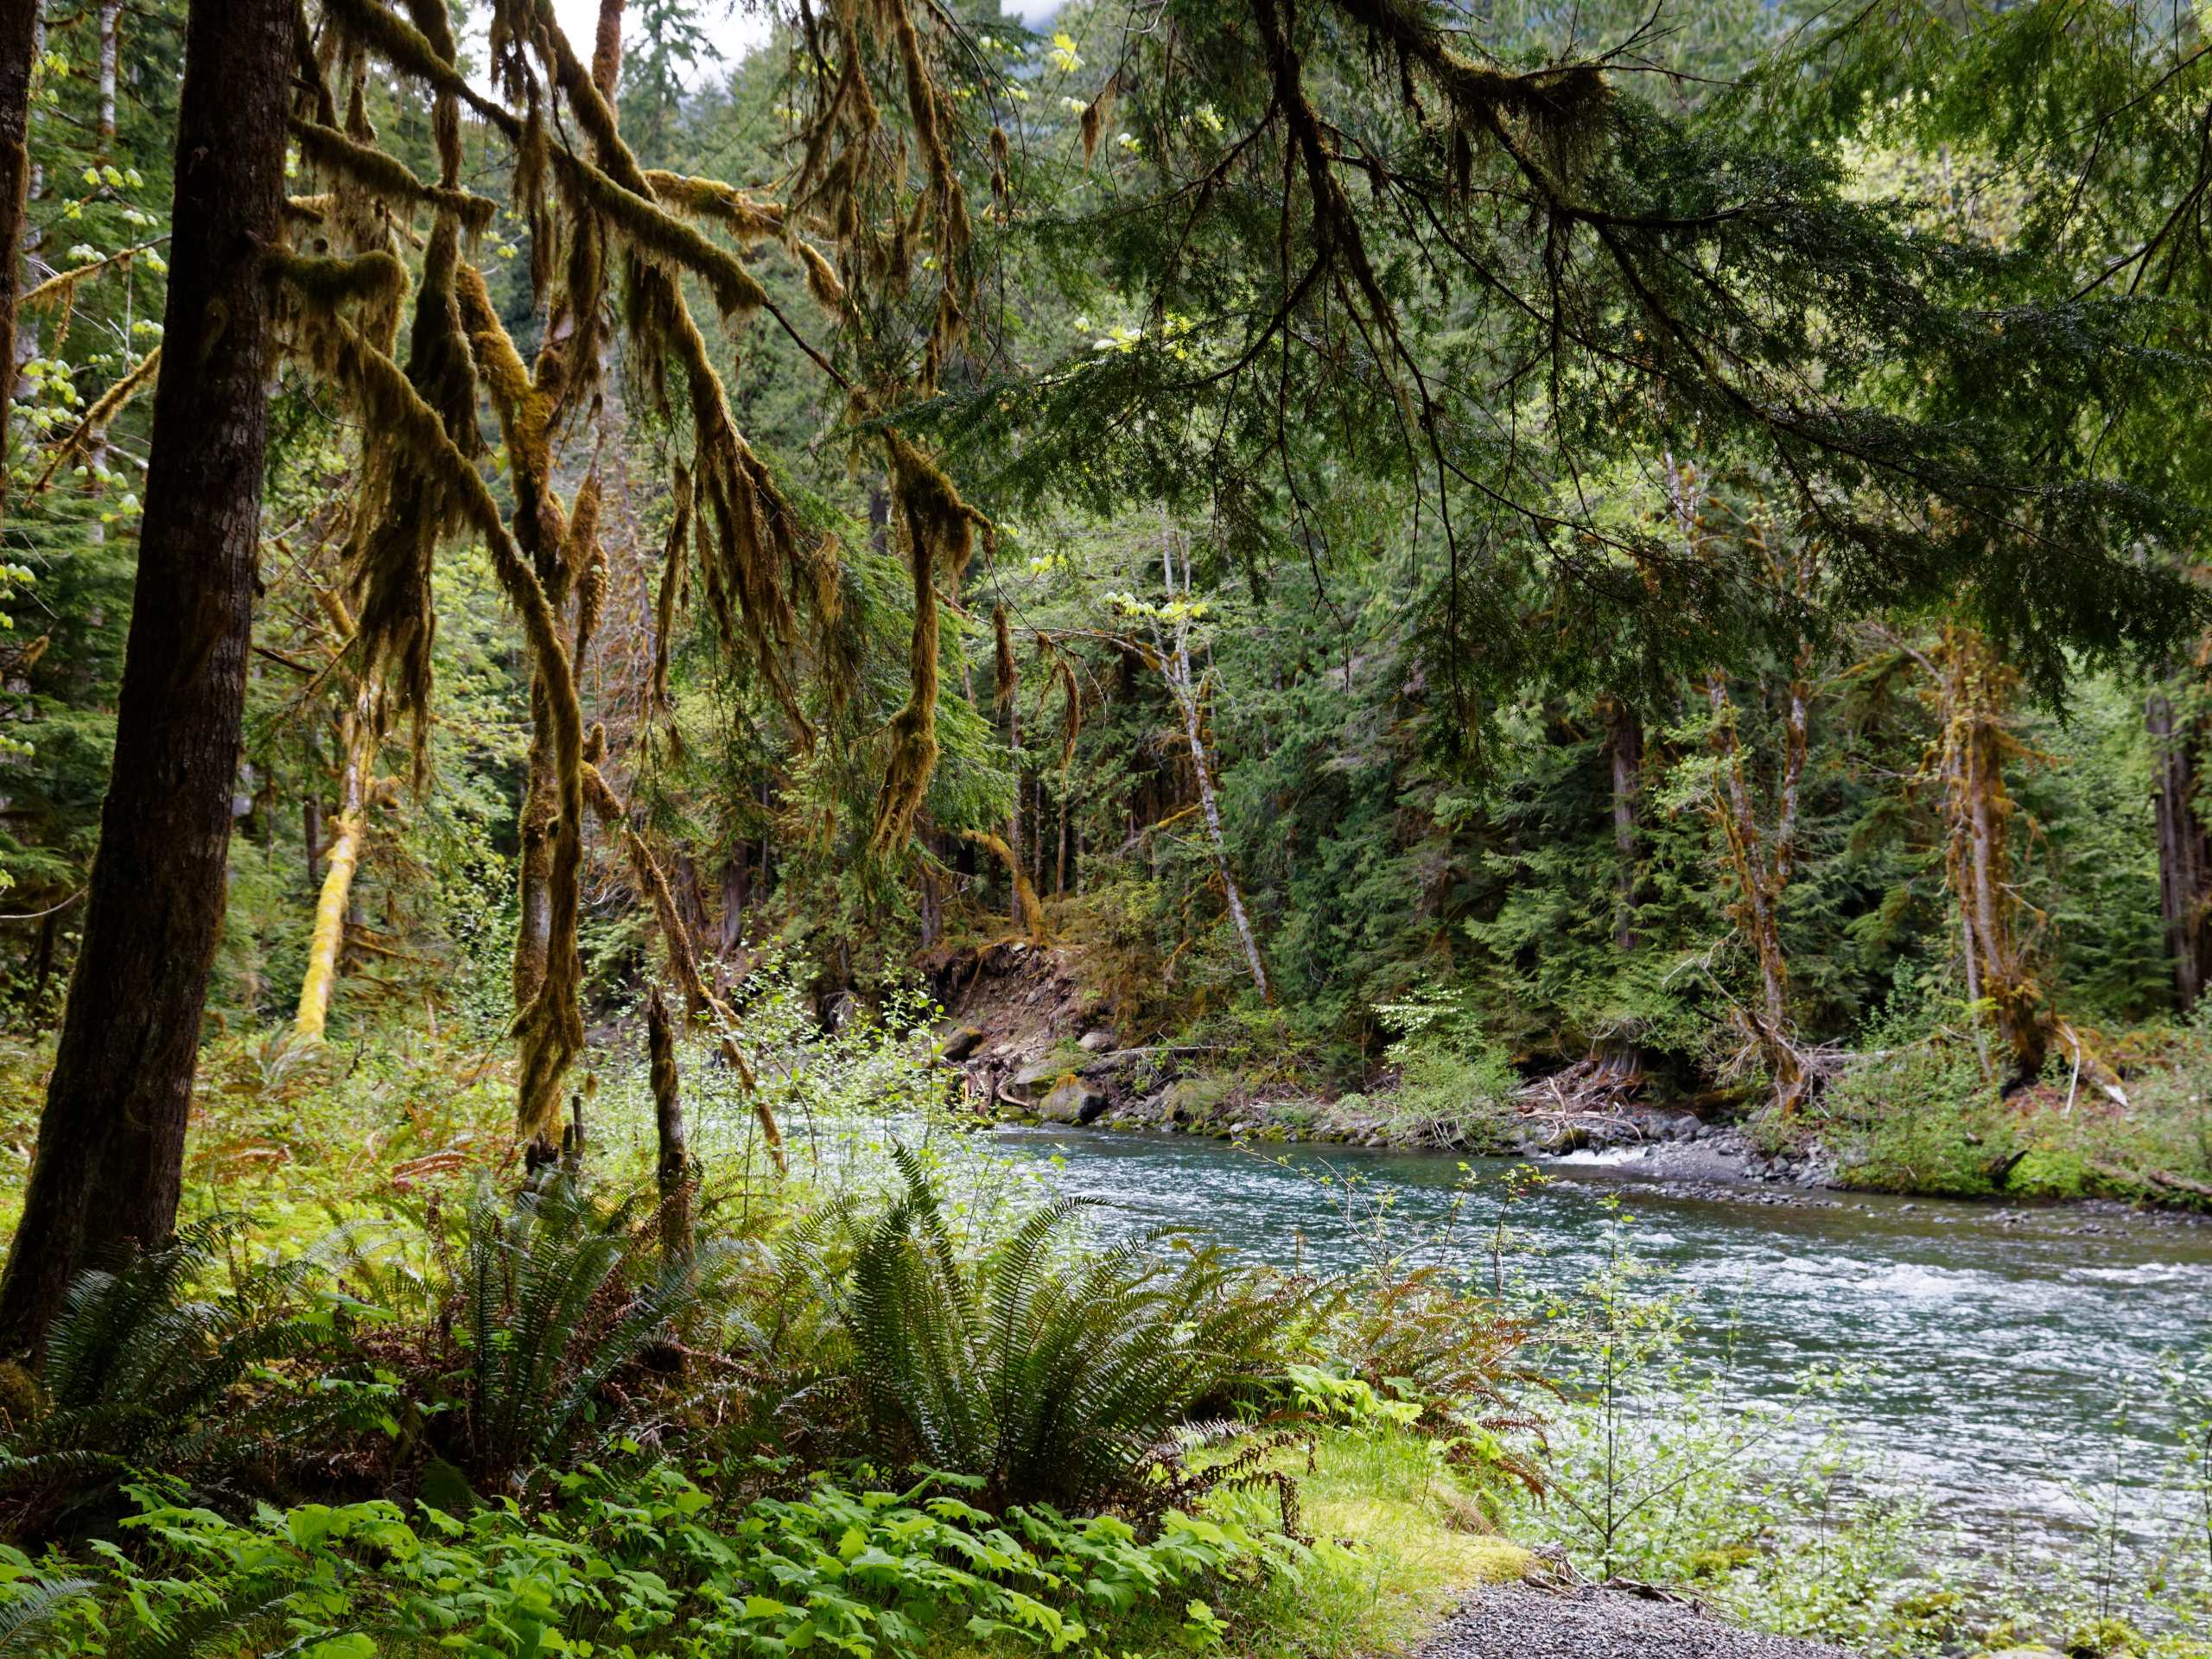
[
  {"left": 1817, "top": 1044, "right": 2017, "bottom": 1196},
  {"left": 1373, "top": 985, "right": 1520, "bottom": 1149}
]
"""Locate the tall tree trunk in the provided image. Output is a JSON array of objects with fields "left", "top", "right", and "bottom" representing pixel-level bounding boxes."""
[
  {"left": 646, "top": 986, "right": 693, "bottom": 1263},
  {"left": 512, "top": 678, "right": 556, "bottom": 1007},
  {"left": 1602, "top": 695, "right": 1642, "bottom": 951},
  {"left": 96, "top": 0, "right": 119, "bottom": 159},
  {"left": 1707, "top": 669, "right": 1807, "bottom": 1110},
  {"left": 0, "top": 0, "right": 41, "bottom": 517},
  {"left": 1160, "top": 527, "right": 1268, "bottom": 1001},
  {"left": 0, "top": 0, "right": 293, "bottom": 1361},
  {"left": 1934, "top": 624, "right": 2049, "bottom": 1079},
  {"left": 2148, "top": 676, "right": 2212, "bottom": 1012}
]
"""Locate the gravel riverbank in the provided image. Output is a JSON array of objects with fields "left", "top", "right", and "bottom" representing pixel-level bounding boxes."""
[{"left": 1416, "top": 1583, "right": 1858, "bottom": 1659}]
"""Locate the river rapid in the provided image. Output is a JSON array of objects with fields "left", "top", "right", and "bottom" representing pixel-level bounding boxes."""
[{"left": 992, "top": 1125, "right": 2212, "bottom": 1550}]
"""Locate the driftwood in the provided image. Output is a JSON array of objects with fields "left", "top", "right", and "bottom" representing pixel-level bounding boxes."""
[{"left": 2088, "top": 1158, "right": 2212, "bottom": 1203}]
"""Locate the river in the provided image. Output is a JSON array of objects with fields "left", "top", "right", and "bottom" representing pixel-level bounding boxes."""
[{"left": 991, "top": 1125, "right": 2212, "bottom": 1548}]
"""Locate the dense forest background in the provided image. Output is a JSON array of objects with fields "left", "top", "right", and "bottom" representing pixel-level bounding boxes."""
[{"left": 1, "top": 0, "right": 2209, "bottom": 1194}]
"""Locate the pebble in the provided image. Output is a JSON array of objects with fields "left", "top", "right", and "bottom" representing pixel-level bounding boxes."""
[{"left": 1416, "top": 1583, "right": 1853, "bottom": 1659}]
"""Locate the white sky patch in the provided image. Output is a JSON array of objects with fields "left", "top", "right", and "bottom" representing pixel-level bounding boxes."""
[{"left": 537, "top": 1, "right": 1062, "bottom": 89}]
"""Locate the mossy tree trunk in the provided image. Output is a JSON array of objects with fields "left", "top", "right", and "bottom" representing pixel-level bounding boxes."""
[
  {"left": 1931, "top": 624, "right": 2050, "bottom": 1081},
  {"left": 0, "top": 0, "right": 294, "bottom": 1360},
  {"left": 1707, "top": 664, "right": 1808, "bottom": 1111}
]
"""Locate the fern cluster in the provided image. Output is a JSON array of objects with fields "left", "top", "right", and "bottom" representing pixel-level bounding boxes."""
[{"left": 791, "top": 1147, "right": 1299, "bottom": 1512}]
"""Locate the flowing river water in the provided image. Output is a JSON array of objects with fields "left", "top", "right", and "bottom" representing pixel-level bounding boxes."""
[{"left": 989, "top": 1125, "right": 2212, "bottom": 1550}]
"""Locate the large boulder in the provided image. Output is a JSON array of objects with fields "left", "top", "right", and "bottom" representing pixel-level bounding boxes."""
[
  {"left": 1039, "top": 1078, "right": 1110, "bottom": 1124},
  {"left": 1006, "top": 1057, "right": 1063, "bottom": 1102}
]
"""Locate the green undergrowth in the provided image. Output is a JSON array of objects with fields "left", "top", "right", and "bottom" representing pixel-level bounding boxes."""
[
  {"left": 0, "top": 974, "right": 1554, "bottom": 1658},
  {"left": 1797, "top": 1033, "right": 2212, "bottom": 1208}
]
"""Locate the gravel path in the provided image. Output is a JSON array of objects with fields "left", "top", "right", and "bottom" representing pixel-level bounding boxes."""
[{"left": 1416, "top": 1582, "right": 1859, "bottom": 1659}]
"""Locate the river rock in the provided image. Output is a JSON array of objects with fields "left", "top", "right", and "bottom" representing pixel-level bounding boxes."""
[
  {"left": 1077, "top": 1028, "right": 1115, "bottom": 1052},
  {"left": 1039, "top": 1078, "right": 1109, "bottom": 1124},
  {"left": 1007, "top": 1058, "right": 1064, "bottom": 1102},
  {"left": 940, "top": 1025, "right": 986, "bottom": 1062}
]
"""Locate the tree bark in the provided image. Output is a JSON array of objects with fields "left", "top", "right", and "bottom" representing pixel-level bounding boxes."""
[
  {"left": 0, "top": 0, "right": 41, "bottom": 516},
  {"left": 0, "top": 0, "right": 294, "bottom": 1361},
  {"left": 1707, "top": 671, "right": 1803, "bottom": 1109},
  {"left": 512, "top": 677, "right": 556, "bottom": 1007},
  {"left": 1935, "top": 624, "right": 2048, "bottom": 1079},
  {"left": 1602, "top": 695, "right": 1642, "bottom": 951},
  {"left": 96, "top": 1, "right": 119, "bottom": 159},
  {"left": 646, "top": 986, "right": 693, "bottom": 1263},
  {"left": 1160, "top": 526, "right": 1268, "bottom": 1001},
  {"left": 2148, "top": 677, "right": 2212, "bottom": 1012}
]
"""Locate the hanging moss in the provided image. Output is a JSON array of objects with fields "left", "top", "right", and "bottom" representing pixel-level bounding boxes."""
[
  {"left": 582, "top": 761, "right": 789, "bottom": 1172},
  {"left": 558, "top": 150, "right": 766, "bottom": 321},
  {"left": 960, "top": 829, "right": 1048, "bottom": 944},
  {"left": 568, "top": 473, "right": 607, "bottom": 658},
  {"left": 642, "top": 169, "right": 786, "bottom": 242},
  {"left": 871, "top": 430, "right": 987, "bottom": 853},
  {"left": 289, "top": 118, "right": 497, "bottom": 236},
  {"left": 651, "top": 463, "right": 693, "bottom": 714},
  {"left": 1078, "top": 73, "right": 1120, "bottom": 169},
  {"left": 791, "top": 237, "right": 849, "bottom": 321},
  {"left": 308, "top": 313, "right": 587, "bottom": 1147}
]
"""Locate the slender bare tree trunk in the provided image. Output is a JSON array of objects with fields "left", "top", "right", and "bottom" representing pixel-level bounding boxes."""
[
  {"left": 1160, "top": 527, "right": 1268, "bottom": 1001},
  {"left": 0, "top": 0, "right": 294, "bottom": 1361},
  {"left": 96, "top": 1, "right": 118, "bottom": 159},
  {"left": 0, "top": 0, "right": 41, "bottom": 518}
]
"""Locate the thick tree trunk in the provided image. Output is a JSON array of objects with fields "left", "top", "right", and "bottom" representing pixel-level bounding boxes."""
[
  {"left": 0, "top": 0, "right": 41, "bottom": 515},
  {"left": 2148, "top": 679, "right": 2212, "bottom": 1012},
  {"left": 0, "top": 0, "right": 293, "bottom": 1360},
  {"left": 512, "top": 677, "right": 557, "bottom": 1007}
]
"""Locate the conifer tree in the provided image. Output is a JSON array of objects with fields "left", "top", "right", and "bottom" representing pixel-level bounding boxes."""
[{"left": 0, "top": 0, "right": 296, "bottom": 1360}]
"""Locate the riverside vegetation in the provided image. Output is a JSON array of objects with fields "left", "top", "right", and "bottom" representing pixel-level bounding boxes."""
[
  {"left": 2, "top": 0, "right": 2212, "bottom": 1656},
  {"left": 0, "top": 992, "right": 2209, "bottom": 1657}
]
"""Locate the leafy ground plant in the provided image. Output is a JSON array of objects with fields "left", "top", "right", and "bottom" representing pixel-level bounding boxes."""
[{"left": 0, "top": 1464, "right": 1286, "bottom": 1657}]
